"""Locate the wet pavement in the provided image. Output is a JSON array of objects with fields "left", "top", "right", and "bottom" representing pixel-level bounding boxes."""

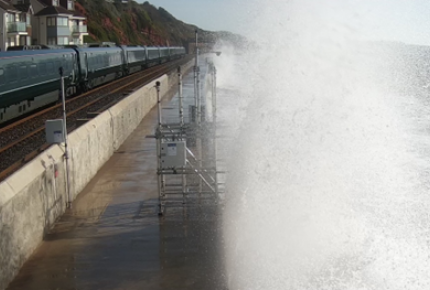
[{"left": 6, "top": 68, "right": 227, "bottom": 290}]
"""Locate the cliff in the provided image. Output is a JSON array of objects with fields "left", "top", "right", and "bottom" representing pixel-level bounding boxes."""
[{"left": 76, "top": 0, "right": 245, "bottom": 50}]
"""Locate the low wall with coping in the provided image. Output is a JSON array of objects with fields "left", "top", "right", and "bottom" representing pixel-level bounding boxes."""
[{"left": 0, "top": 60, "right": 193, "bottom": 290}]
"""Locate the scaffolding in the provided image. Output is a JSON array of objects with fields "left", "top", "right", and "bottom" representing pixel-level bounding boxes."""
[{"left": 154, "top": 54, "right": 222, "bottom": 215}]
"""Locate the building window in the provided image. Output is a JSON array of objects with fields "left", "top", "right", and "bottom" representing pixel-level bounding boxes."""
[
  {"left": 19, "top": 36, "right": 27, "bottom": 45},
  {"left": 58, "top": 36, "right": 69, "bottom": 45},
  {"left": 47, "top": 17, "right": 55, "bottom": 26},
  {"left": 47, "top": 37, "right": 56, "bottom": 45},
  {"left": 57, "top": 17, "right": 68, "bottom": 26},
  {"left": 8, "top": 13, "right": 16, "bottom": 22},
  {"left": 67, "top": 0, "right": 74, "bottom": 10},
  {"left": 52, "top": 0, "right": 58, "bottom": 6},
  {"left": 73, "top": 38, "right": 79, "bottom": 44}
]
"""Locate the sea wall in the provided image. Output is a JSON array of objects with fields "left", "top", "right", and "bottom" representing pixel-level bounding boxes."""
[{"left": 0, "top": 60, "right": 193, "bottom": 290}]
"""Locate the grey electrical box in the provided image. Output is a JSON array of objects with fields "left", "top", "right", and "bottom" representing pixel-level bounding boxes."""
[
  {"left": 45, "top": 119, "right": 65, "bottom": 144},
  {"left": 161, "top": 141, "right": 186, "bottom": 168}
]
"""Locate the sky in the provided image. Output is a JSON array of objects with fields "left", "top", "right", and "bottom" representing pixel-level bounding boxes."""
[
  {"left": 139, "top": 0, "right": 430, "bottom": 46},
  {"left": 140, "top": 0, "right": 245, "bottom": 33}
]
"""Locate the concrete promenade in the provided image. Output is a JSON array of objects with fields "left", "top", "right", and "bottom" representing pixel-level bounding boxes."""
[{"left": 6, "top": 67, "right": 227, "bottom": 290}]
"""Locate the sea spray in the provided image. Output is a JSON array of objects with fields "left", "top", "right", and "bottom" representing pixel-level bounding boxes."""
[{"left": 215, "top": 1, "right": 430, "bottom": 289}]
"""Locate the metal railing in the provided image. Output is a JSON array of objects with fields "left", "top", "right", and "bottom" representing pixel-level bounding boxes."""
[
  {"left": 7, "top": 22, "right": 29, "bottom": 33},
  {"left": 72, "top": 25, "right": 87, "bottom": 33}
]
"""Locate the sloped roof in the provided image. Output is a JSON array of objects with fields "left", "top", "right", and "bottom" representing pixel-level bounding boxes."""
[
  {"left": 34, "top": 5, "right": 72, "bottom": 16},
  {"left": 13, "top": 3, "right": 32, "bottom": 12},
  {"left": 0, "top": 0, "right": 20, "bottom": 12}
]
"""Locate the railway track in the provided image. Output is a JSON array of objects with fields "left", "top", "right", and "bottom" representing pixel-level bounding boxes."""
[{"left": 0, "top": 56, "right": 193, "bottom": 182}]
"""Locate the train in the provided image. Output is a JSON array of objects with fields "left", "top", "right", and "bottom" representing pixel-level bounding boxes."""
[{"left": 0, "top": 45, "right": 187, "bottom": 125}]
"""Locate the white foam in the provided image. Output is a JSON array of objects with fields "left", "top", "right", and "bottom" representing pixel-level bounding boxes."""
[{"left": 215, "top": 1, "right": 430, "bottom": 289}]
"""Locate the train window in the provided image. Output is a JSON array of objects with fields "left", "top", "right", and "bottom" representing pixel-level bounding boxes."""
[
  {"left": 55, "top": 60, "right": 61, "bottom": 72},
  {"left": 23, "top": 104, "right": 26, "bottom": 111},
  {"left": 20, "top": 66, "right": 28, "bottom": 78},
  {"left": 0, "top": 112, "right": 3, "bottom": 120},
  {"left": 0, "top": 68, "right": 4, "bottom": 86},
  {"left": 18, "top": 106, "right": 22, "bottom": 113},
  {"left": 30, "top": 64, "right": 37, "bottom": 77},
  {"left": 47, "top": 63, "right": 54, "bottom": 75},
  {"left": 8, "top": 65, "right": 17, "bottom": 82},
  {"left": 39, "top": 63, "right": 46, "bottom": 76}
]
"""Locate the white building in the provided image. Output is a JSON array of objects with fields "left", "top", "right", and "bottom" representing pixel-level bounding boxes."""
[
  {"left": 31, "top": 0, "right": 87, "bottom": 45},
  {"left": 0, "top": 0, "right": 88, "bottom": 50},
  {"left": 0, "top": 0, "right": 32, "bottom": 50}
]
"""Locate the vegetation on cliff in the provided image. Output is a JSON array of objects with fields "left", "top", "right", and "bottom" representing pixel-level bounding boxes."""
[{"left": 76, "top": 0, "right": 246, "bottom": 50}]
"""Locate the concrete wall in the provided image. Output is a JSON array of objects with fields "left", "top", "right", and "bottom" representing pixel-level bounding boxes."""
[{"left": 0, "top": 60, "right": 193, "bottom": 290}]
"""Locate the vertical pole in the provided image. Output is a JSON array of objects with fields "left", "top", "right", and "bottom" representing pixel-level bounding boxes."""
[
  {"left": 213, "top": 66, "right": 218, "bottom": 197},
  {"left": 59, "top": 67, "right": 72, "bottom": 209},
  {"left": 178, "top": 67, "right": 186, "bottom": 203},
  {"left": 178, "top": 66, "right": 184, "bottom": 128},
  {"left": 155, "top": 81, "right": 163, "bottom": 215},
  {"left": 156, "top": 81, "right": 162, "bottom": 127},
  {"left": 194, "top": 29, "right": 199, "bottom": 123},
  {"left": 194, "top": 29, "right": 202, "bottom": 195}
]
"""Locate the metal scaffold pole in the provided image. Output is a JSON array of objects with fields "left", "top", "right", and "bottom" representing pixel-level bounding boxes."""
[
  {"left": 155, "top": 81, "right": 164, "bottom": 215},
  {"left": 178, "top": 67, "right": 184, "bottom": 128},
  {"left": 178, "top": 66, "right": 186, "bottom": 203},
  {"left": 194, "top": 29, "right": 199, "bottom": 122},
  {"left": 59, "top": 67, "right": 72, "bottom": 209},
  {"left": 212, "top": 65, "right": 218, "bottom": 197},
  {"left": 193, "top": 29, "right": 203, "bottom": 195}
]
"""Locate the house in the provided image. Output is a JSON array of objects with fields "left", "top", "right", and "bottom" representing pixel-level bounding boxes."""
[
  {"left": 31, "top": 0, "right": 87, "bottom": 45},
  {"left": 0, "top": 0, "right": 88, "bottom": 49},
  {"left": 0, "top": 0, "right": 32, "bottom": 50}
]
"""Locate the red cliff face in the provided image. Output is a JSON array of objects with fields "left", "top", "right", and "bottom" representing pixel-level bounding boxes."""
[
  {"left": 79, "top": 0, "right": 244, "bottom": 49},
  {"left": 75, "top": 2, "right": 87, "bottom": 17},
  {"left": 78, "top": 0, "right": 201, "bottom": 46}
]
